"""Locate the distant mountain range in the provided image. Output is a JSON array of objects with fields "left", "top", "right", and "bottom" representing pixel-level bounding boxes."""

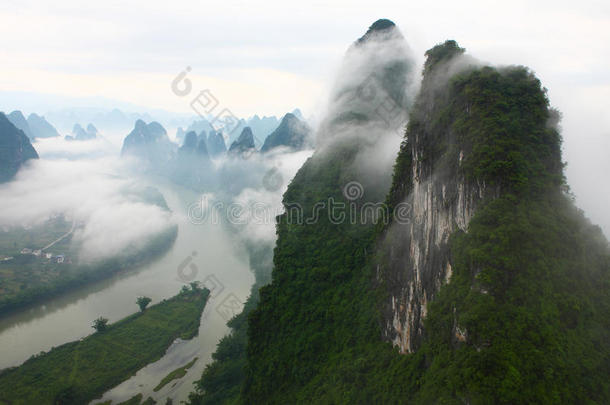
[
  {"left": 173, "top": 111, "right": 311, "bottom": 160},
  {"left": 175, "top": 115, "right": 279, "bottom": 148},
  {"left": 118, "top": 112, "right": 312, "bottom": 192},
  {"left": 6, "top": 111, "right": 60, "bottom": 139},
  {"left": 66, "top": 123, "right": 98, "bottom": 141}
]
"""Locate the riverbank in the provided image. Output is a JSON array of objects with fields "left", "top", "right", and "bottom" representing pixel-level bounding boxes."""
[
  {"left": 0, "top": 225, "right": 178, "bottom": 317},
  {"left": 0, "top": 286, "right": 209, "bottom": 405}
]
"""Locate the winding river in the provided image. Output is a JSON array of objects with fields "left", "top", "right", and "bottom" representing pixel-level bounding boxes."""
[{"left": 0, "top": 182, "right": 255, "bottom": 404}]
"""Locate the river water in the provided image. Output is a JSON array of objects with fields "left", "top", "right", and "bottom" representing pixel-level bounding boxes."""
[{"left": 0, "top": 182, "right": 255, "bottom": 404}]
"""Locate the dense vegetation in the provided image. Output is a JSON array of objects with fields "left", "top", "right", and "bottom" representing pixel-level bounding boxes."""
[
  {"left": 189, "top": 40, "right": 609, "bottom": 404},
  {"left": 243, "top": 143, "right": 383, "bottom": 402},
  {"left": 0, "top": 286, "right": 209, "bottom": 405},
  {"left": 186, "top": 244, "right": 273, "bottom": 404},
  {"left": 0, "top": 224, "right": 177, "bottom": 316},
  {"left": 102, "top": 393, "right": 157, "bottom": 405}
]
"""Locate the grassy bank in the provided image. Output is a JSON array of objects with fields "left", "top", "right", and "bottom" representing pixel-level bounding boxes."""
[
  {"left": 153, "top": 356, "right": 198, "bottom": 392},
  {"left": 0, "top": 286, "right": 209, "bottom": 405}
]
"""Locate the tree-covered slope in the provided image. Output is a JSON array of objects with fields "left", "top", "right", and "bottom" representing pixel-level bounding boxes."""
[
  {"left": 375, "top": 41, "right": 609, "bottom": 403},
  {"left": 186, "top": 18, "right": 416, "bottom": 404},
  {"left": 188, "top": 31, "right": 609, "bottom": 405},
  {"left": 242, "top": 18, "right": 417, "bottom": 403}
]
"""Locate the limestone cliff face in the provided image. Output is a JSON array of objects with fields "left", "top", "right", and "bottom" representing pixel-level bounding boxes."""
[
  {"left": 378, "top": 41, "right": 498, "bottom": 353},
  {"left": 381, "top": 150, "right": 497, "bottom": 353}
]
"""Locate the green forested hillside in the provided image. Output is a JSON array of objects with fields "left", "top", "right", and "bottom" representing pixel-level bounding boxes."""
[
  {"left": 0, "top": 287, "right": 209, "bottom": 405},
  {"left": 189, "top": 40, "right": 609, "bottom": 404}
]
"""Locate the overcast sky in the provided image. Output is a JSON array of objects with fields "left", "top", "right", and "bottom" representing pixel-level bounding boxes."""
[
  {"left": 0, "top": 0, "right": 607, "bottom": 116},
  {"left": 1, "top": 0, "right": 609, "bottom": 233}
]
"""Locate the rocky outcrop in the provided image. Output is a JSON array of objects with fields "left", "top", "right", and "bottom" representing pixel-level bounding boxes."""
[
  {"left": 228, "top": 127, "right": 256, "bottom": 158},
  {"left": 26, "top": 113, "right": 60, "bottom": 138},
  {"left": 377, "top": 41, "right": 499, "bottom": 353},
  {"left": 207, "top": 130, "right": 226, "bottom": 157},
  {"left": 245, "top": 115, "right": 279, "bottom": 146},
  {"left": 260, "top": 113, "right": 312, "bottom": 153},
  {"left": 121, "top": 119, "right": 175, "bottom": 166},
  {"left": 7, "top": 111, "right": 34, "bottom": 139},
  {"left": 86, "top": 124, "right": 98, "bottom": 138},
  {"left": 0, "top": 112, "right": 39, "bottom": 182},
  {"left": 181, "top": 130, "right": 199, "bottom": 150},
  {"left": 67, "top": 123, "right": 97, "bottom": 141},
  {"left": 380, "top": 153, "right": 496, "bottom": 353}
]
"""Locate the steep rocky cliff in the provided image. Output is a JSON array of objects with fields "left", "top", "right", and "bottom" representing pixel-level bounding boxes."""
[
  {"left": 377, "top": 40, "right": 568, "bottom": 354},
  {"left": 377, "top": 41, "right": 493, "bottom": 352}
]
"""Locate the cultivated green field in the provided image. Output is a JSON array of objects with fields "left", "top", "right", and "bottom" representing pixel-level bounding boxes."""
[{"left": 0, "top": 286, "right": 209, "bottom": 405}]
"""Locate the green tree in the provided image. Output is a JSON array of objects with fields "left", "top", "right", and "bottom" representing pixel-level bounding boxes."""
[
  {"left": 53, "top": 385, "right": 76, "bottom": 404},
  {"left": 136, "top": 296, "right": 152, "bottom": 312},
  {"left": 92, "top": 317, "right": 108, "bottom": 333}
]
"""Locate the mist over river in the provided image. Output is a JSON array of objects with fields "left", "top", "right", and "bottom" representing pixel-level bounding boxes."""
[{"left": 0, "top": 181, "right": 255, "bottom": 403}]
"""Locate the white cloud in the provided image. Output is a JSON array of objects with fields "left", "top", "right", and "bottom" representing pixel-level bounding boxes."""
[
  {"left": 0, "top": 143, "right": 175, "bottom": 261},
  {"left": 0, "top": 0, "right": 608, "bottom": 234},
  {"left": 228, "top": 149, "right": 313, "bottom": 246}
]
